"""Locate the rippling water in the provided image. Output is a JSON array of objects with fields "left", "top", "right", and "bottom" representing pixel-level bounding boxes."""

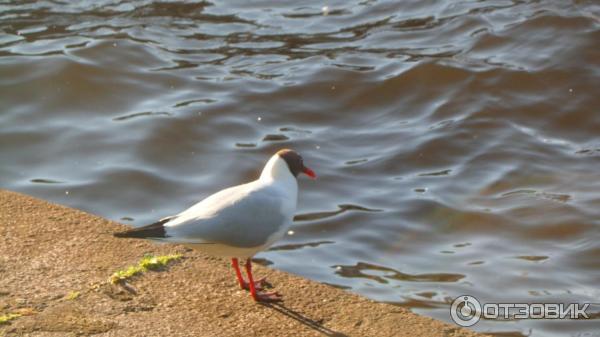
[{"left": 1, "top": 1, "right": 600, "bottom": 335}]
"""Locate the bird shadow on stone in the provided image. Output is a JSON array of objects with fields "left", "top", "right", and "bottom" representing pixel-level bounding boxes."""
[{"left": 259, "top": 302, "right": 348, "bottom": 337}]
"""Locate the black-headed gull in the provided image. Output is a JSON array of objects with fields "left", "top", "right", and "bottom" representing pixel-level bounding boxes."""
[{"left": 114, "top": 149, "right": 316, "bottom": 301}]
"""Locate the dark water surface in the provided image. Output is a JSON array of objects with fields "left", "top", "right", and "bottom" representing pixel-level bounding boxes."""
[{"left": 1, "top": 1, "right": 600, "bottom": 335}]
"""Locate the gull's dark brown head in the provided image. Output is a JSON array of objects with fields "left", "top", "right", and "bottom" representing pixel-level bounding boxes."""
[{"left": 277, "top": 149, "right": 316, "bottom": 179}]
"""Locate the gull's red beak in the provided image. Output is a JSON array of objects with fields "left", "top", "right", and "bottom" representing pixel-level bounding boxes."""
[{"left": 302, "top": 166, "right": 317, "bottom": 179}]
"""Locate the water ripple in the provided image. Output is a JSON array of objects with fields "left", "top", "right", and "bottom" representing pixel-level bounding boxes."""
[{"left": 294, "top": 204, "right": 383, "bottom": 222}]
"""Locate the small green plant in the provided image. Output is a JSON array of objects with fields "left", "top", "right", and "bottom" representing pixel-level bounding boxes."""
[
  {"left": 0, "top": 313, "right": 21, "bottom": 325},
  {"left": 109, "top": 253, "right": 182, "bottom": 284},
  {"left": 65, "top": 291, "right": 80, "bottom": 300}
]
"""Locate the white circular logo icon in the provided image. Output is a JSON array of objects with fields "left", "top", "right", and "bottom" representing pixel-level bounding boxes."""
[{"left": 450, "top": 295, "right": 482, "bottom": 327}]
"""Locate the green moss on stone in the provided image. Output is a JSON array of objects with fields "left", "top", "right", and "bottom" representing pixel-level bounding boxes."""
[{"left": 109, "top": 254, "right": 182, "bottom": 284}]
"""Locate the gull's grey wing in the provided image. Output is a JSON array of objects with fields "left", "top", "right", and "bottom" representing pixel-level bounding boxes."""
[{"left": 164, "top": 185, "right": 290, "bottom": 248}]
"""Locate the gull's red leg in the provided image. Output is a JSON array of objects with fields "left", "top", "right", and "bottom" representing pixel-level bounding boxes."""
[
  {"left": 231, "top": 258, "right": 246, "bottom": 289},
  {"left": 244, "top": 259, "right": 281, "bottom": 302},
  {"left": 232, "top": 258, "right": 266, "bottom": 291}
]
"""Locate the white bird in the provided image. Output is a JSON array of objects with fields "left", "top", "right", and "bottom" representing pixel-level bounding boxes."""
[{"left": 114, "top": 149, "right": 316, "bottom": 301}]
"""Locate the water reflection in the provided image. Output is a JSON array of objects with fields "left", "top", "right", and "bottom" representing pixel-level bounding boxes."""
[
  {"left": 269, "top": 240, "right": 335, "bottom": 252},
  {"left": 333, "top": 262, "right": 465, "bottom": 284}
]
